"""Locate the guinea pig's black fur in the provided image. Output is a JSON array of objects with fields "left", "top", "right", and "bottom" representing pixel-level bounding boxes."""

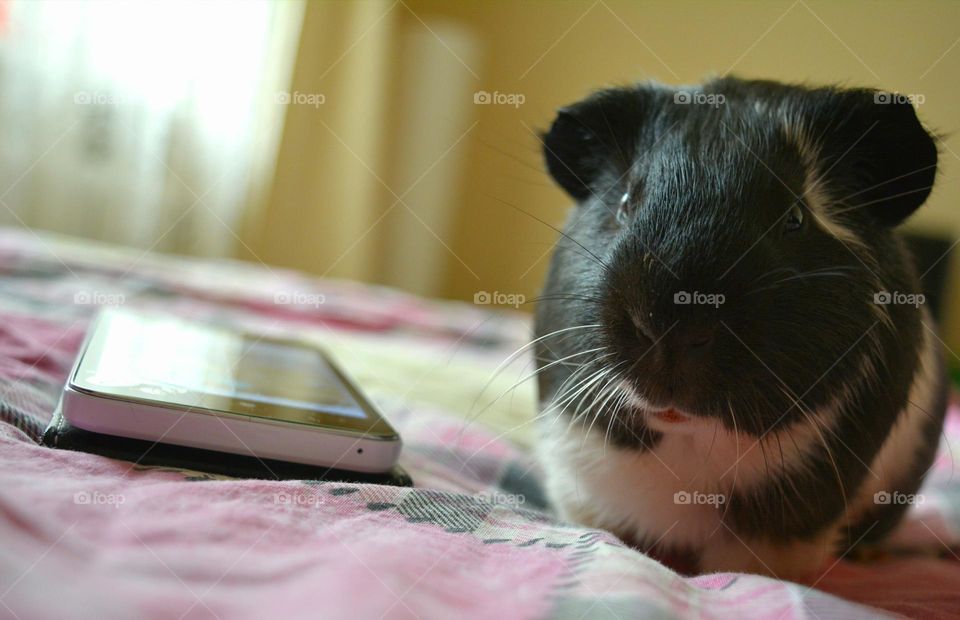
[{"left": 533, "top": 77, "right": 947, "bottom": 576}]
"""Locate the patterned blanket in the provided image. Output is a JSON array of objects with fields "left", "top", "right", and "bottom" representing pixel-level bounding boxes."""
[{"left": 1, "top": 228, "right": 959, "bottom": 619}]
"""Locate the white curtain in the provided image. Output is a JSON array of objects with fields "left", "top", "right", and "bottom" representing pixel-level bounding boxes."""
[{"left": 0, "top": 0, "right": 297, "bottom": 257}]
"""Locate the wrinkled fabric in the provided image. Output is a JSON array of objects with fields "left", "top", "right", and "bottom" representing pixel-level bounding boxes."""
[{"left": 0, "top": 229, "right": 958, "bottom": 619}]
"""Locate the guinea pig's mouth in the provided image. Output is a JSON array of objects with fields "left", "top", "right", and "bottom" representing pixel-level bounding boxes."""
[
  {"left": 652, "top": 408, "right": 691, "bottom": 424},
  {"left": 643, "top": 406, "right": 710, "bottom": 433},
  {"left": 617, "top": 379, "right": 711, "bottom": 433}
]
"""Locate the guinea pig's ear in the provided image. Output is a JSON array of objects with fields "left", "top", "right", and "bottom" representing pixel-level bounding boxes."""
[
  {"left": 541, "top": 88, "right": 649, "bottom": 202},
  {"left": 802, "top": 89, "right": 938, "bottom": 227}
]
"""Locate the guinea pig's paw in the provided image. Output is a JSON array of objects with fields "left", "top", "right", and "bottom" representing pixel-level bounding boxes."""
[{"left": 698, "top": 532, "right": 836, "bottom": 583}]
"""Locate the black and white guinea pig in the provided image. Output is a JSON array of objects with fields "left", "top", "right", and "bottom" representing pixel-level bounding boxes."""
[{"left": 533, "top": 77, "right": 947, "bottom": 580}]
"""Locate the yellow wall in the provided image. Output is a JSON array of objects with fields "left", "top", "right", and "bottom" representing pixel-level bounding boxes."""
[{"left": 248, "top": 0, "right": 960, "bottom": 341}]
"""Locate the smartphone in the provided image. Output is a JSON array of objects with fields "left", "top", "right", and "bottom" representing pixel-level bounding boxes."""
[{"left": 59, "top": 309, "right": 402, "bottom": 473}]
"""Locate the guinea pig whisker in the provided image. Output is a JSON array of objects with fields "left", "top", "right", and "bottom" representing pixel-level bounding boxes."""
[
  {"left": 565, "top": 364, "right": 626, "bottom": 444},
  {"left": 711, "top": 395, "right": 773, "bottom": 540},
  {"left": 602, "top": 357, "right": 644, "bottom": 456},
  {"left": 831, "top": 182, "right": 938, "bottom": 215},
  {"left": 473, "top": 133, "right": 554, "bottom": 177},
  {"left": 603, "top": 385, "right": 632, "bottom": 457},
  {"left": 459, "top": 324, "right": 605, "bottom": 445},
  {"left": 544, "top": 363, "right": 612, "bottom": 428},
  {"left": 550, "top": 356, "right": 606, "bottom": 400},
  {"left": 716, "top": 400, "right": 743, "bottom": 531},
  {"left": 596, "top": 102, "right": 633, "bottom": 173},
  {"left": 756, "top": 430, "right": 774, "bottom": 499},
  {"left": 744, "top": 267, "right": 860, "bottom": 296},
  {"left": 569, "top": 382, "right": 622, "bottom": 458},
  {"left": 472, "top": 347, "right": 609, "bottom": 422},
  {"left": 474, "top": 323, "right": 602, "bottom": 403},
  {"left": 832, "top": 162, "right": 938, "bottom": 206},
  {"left": 689, "top": 416, "right": 723, "bottom": 487},
  {"left": 744, "top": 266, "right": 797, "bottom": 289},
  {"left": 459, "top": 354, "right": 613, "bottom": 472},
  {"left": 774, "top": 384, "right": 853, "bottom": 531},
  {"left": 523, "top": 356, "right": 613, "bottom": 430},
  {"left": 545, "top": 358, "right": 596, "bottom": 403},
  {"left": 544, "top": 245, "right": 610, "bottom": 270},
  {"left": 525, "top": 293, "right": 604, "bottom": 306},
  {"left": 568, "top": 367, "right": 617, "bottom": 428},
  {"left": 486, "top": 192, "right": 609, "bottom": 270},
  {"left": 579, "top": 363, "right": 629, "bottom": 454},
  {"left": 754, "top": 390, "right": 794, "bottom": 525},
  {"left": 579, "top": 385, "right": 616, "bottom": 453},
  {"left": 772, "top": 268, "right": 858, "bottom": 282},
  {"left": 799, "top": 408, "right": 851, "bottom": 540}
]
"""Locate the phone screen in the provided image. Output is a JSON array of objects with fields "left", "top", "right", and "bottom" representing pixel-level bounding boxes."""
[
  {"left": 71, "top": 310, "right": 395, "bottom": 437},
  {"left": 225, "top": 339, "right": 364, "bottom": 417}
]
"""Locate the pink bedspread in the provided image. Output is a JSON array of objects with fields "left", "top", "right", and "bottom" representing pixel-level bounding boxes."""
[{"left": 1, "top": 229, "right": 959, "bottom": 619}]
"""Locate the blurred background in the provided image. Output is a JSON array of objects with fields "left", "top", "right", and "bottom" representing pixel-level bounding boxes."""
[{"left": 0, "top": 0, "right": 958, "bottom": 345}]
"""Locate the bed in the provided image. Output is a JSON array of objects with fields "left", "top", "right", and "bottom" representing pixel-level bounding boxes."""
[{"left": 1, "top": 228, "right": 959, "bottom": 619}]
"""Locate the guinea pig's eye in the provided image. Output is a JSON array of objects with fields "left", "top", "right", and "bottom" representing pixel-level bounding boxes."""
[
  {"left": 783, "top": 203, "right": 805, "bottom": 234},
  {"left": 617, "top": 192, "right": 632, "bottom": 225}
]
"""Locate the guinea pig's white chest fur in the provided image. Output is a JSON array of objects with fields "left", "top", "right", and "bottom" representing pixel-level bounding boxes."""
[
  {"left": 536, "top": 322, "right": 942, "bottom": 580},
  {"left": 536, "top": 411, "right": 840, "bottom": 578},
  {"left": 537, "top": 417, "right": 760, "bottom": 545}
]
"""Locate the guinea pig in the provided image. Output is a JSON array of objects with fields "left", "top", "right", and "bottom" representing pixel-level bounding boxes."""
[{"left": 533, "top": 76, "right": 947, "bottom": 580}]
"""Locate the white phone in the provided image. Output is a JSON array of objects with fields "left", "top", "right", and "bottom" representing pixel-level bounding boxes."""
[{"left": 60, "top": 308, "right": 402, "bottom": 473}]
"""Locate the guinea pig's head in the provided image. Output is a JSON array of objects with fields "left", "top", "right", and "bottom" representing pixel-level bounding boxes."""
[{"left": 537, "top": 77, "right": 938, "bottom": 437}]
